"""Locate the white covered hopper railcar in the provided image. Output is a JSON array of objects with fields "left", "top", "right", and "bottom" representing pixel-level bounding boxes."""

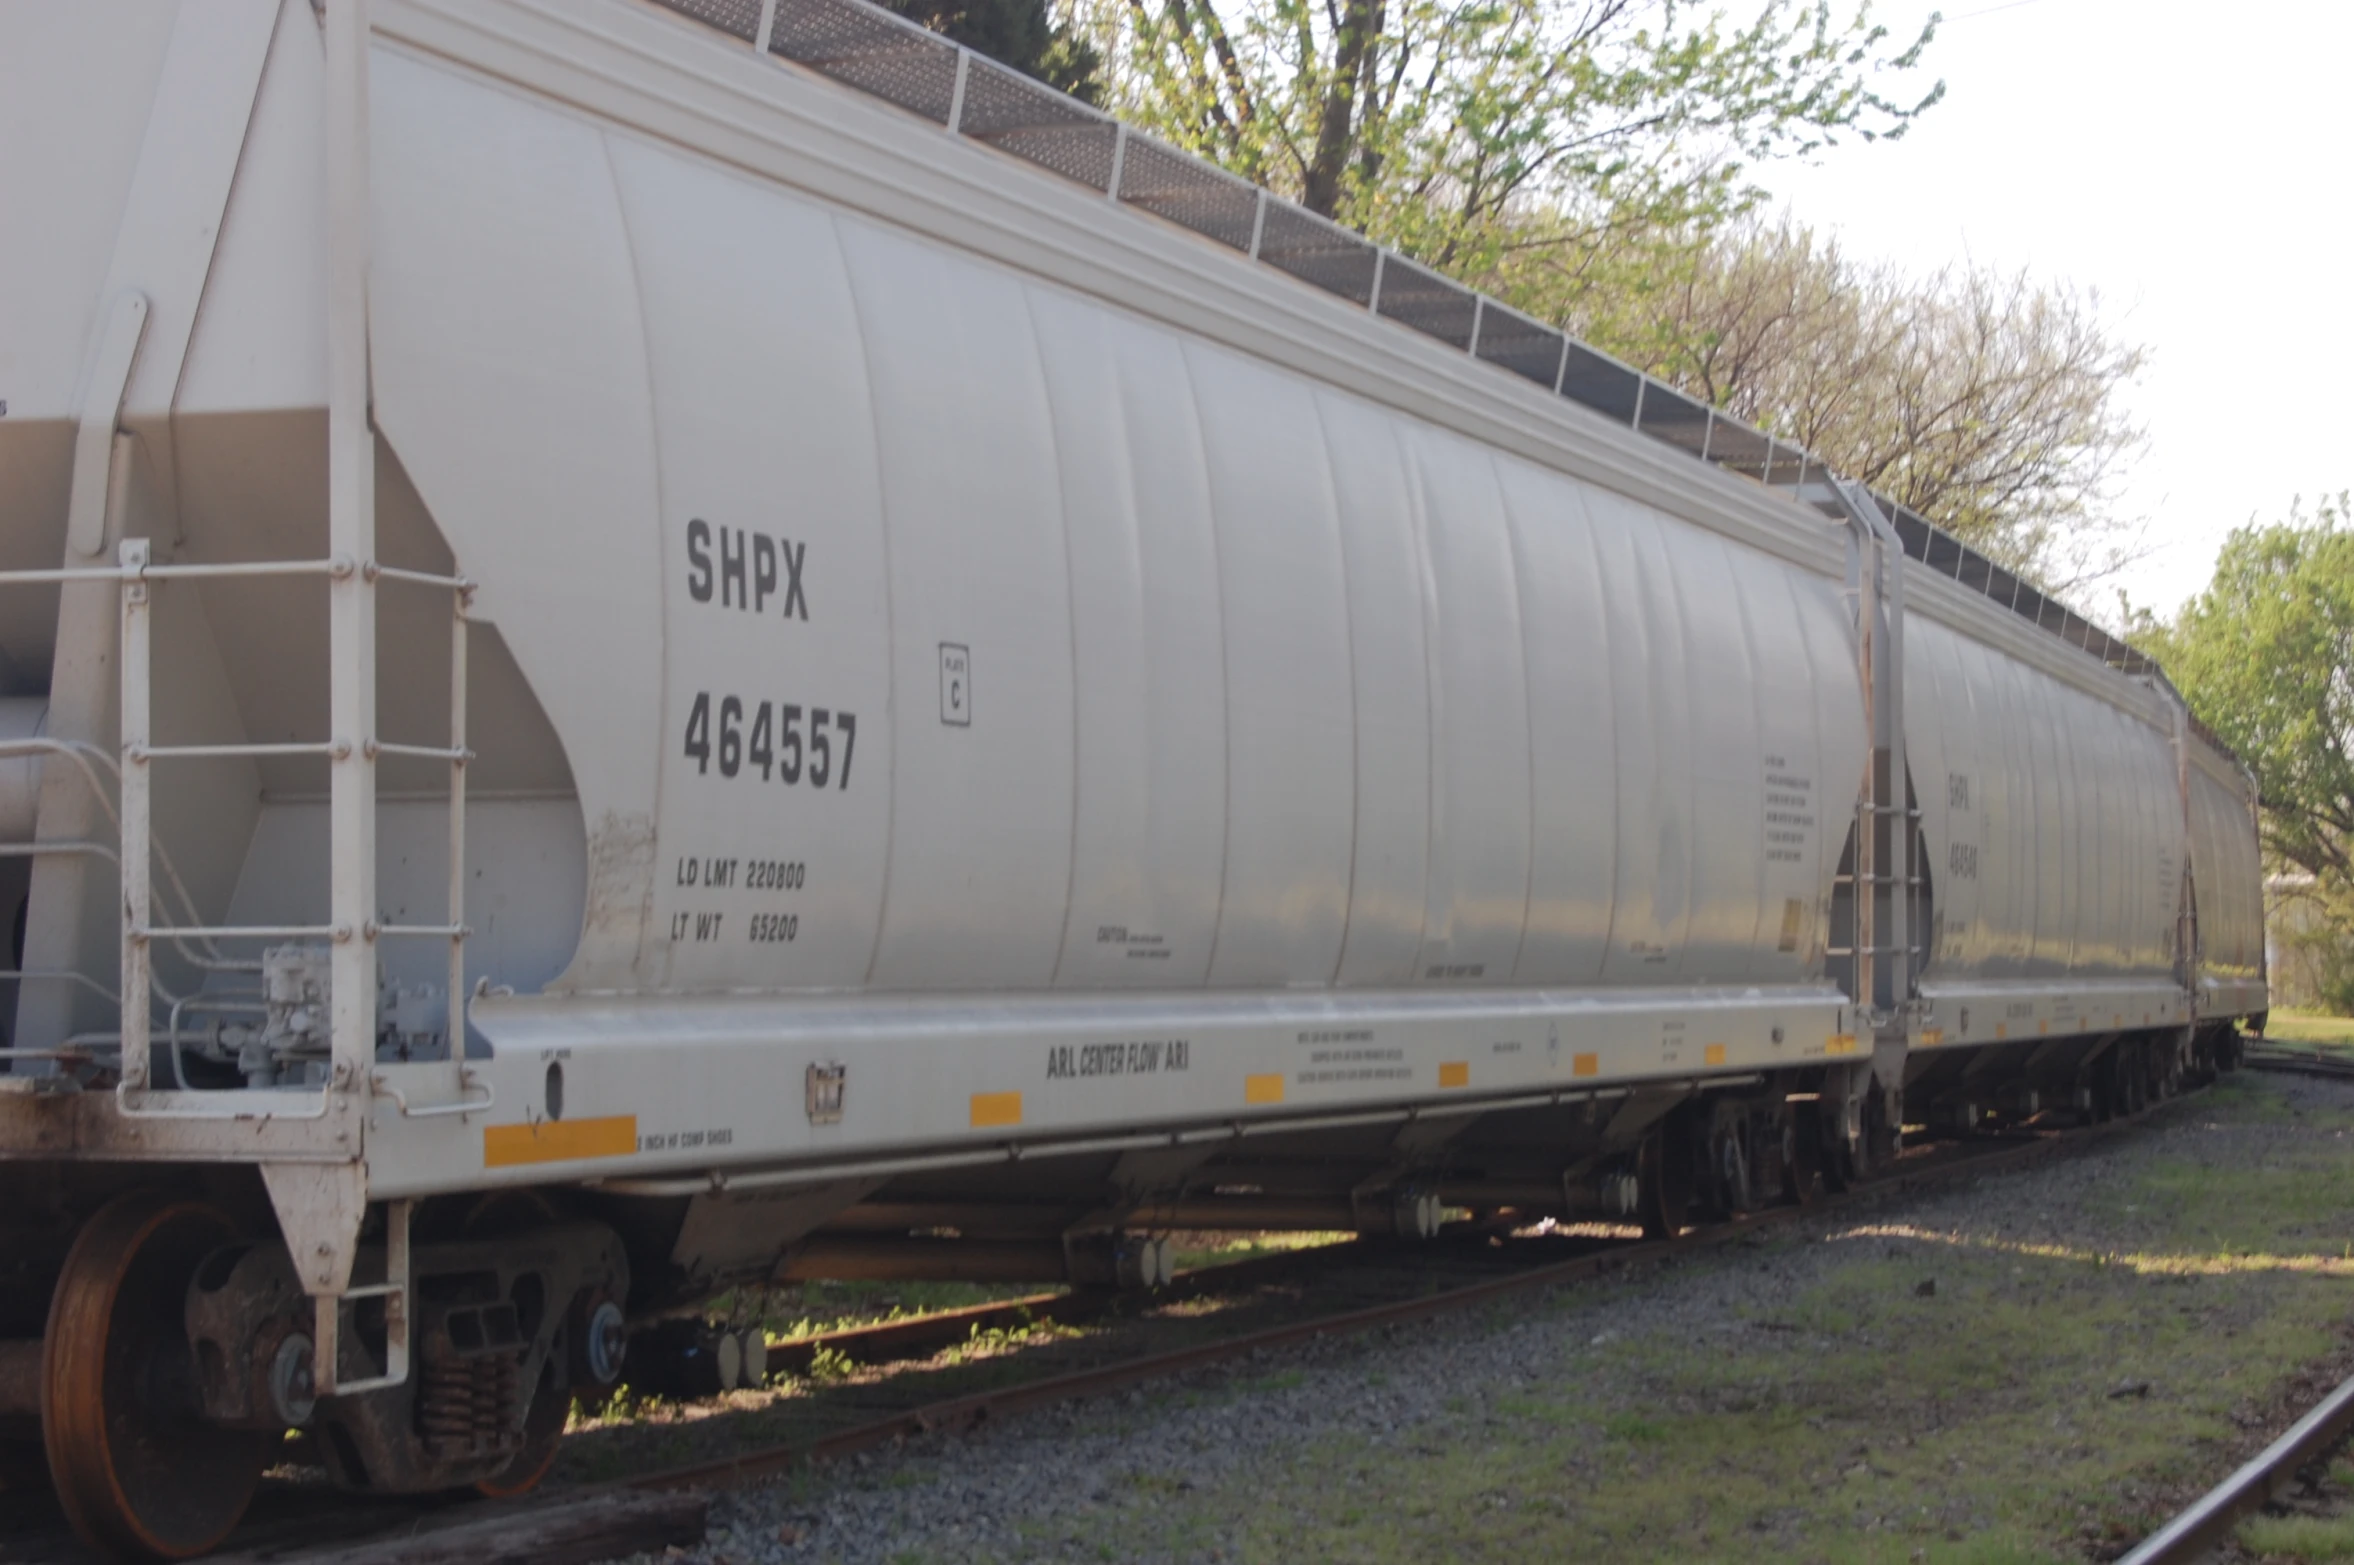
[{"left": 0, "top": 0, "right": 2264, "bottom": 1554}]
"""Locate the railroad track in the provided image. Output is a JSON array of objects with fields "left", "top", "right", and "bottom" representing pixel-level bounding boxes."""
[
  {"left": 2093, "top": 1042, "right": 2354, "bottom": 1564},
  {"left": 0, "top": 1096, "right": 2206, "bottom": 1564},
  {"left": 2122, "top": 1368, "right": 2354, "bottom": 1563},
  {"left": 2242, "top": 1043, "right": 2354, "bottom": 1082}
]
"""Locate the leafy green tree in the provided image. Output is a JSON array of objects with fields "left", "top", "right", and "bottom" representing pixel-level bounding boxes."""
[
  {"left": 888, "top": 0, "right": 1104, "bottom": 100},
  {"left": 2152, "top": 496, "right": 2354, "bottom": 1010},
  {"left": 1566, "top": 219, "right": 2144, "bottom": 586},
  {"left": 1081, "top": 0, "right": 1941, "bottom": 279}
]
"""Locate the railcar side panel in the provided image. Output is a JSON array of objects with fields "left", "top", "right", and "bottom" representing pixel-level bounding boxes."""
[
  {"left": 1405, "top": 425, "right": 1534, "bottom": 985},
  {"left": 1931, "top": 626, "right": 2002, "bottom": 972},
  {"left": 2116, "top": 704, "right": 2167, "bottom": 968},
  {"left": 2188, "top": 759, "right": 2263, "bottom": 991},
  {"left": 1189, "top": 346, "right": 1358, "bottom": 987},
  {"left": 2092, "top": 701, "right": 2129, "bottom": 967},
  {"left": 2139, "top": 713, "right": 2178, "bottom": 970},
  {"left": 176, "top": 6, "right": 327, "bottom": 423},
  {"left": 1674, "top": 526, "right": 1770, "bottom": 981},
  {"left": 2091, "top": 689, "right": 2129, "bottom": 974},
  {"left": 2058, "top": 681, "right": 2090, "bottom": 968},
  {"left": 2189, "top": 777, "right": 2225, "bottom": 964},
  {"left": 1983, "top": 647, "right": 2030, "bottom": 975},
  {"left": 2050, "top": 679, "right": 2088, "bottom": 971},
  {"left": 1972, "top": 637, "right": 2023, "bottom": 974},
  {"left": 1791, "top": 564, "right": 1868, "bottom": 971},
  {"left": 1591, "top": 489, "right": 1693, "bottom": 981},
  {"left": 1903, "top": 614, "right": 1950, "bottom": 967},
  {"left": 1319, "top": 392, "right": 1435, "bottom": 987},
  {"left": 2092, "top": 703, "right": 2133, "bottom": 970},
  {"left": 1907, "top": 615, "right": 2184, "bottom": 985},
  {"left": 1031, "top": 295, "right": 1230, "bottom": 989},
  {"left": 1495, "top": 461, "right": 1620, "bottom": 984},
  {"left": 613, "top": 141, "right": 896, "bottom": 992},
  {"left": 2010, "top": 648, "right": 2056, "bottom": 973},
  {"left": 369, "top": 52, "right": 665, "bottom": 988},
  {"left": 846, "top": 220, "right": 1081, "bottom": 989},
  {"left": 2024, "top": 659, "right": 2064, "bottom": 971},
  {"left": 1743, "top": 551, "right": 1840, "bottom": 979}
]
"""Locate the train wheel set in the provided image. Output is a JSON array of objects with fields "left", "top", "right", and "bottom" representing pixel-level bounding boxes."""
[{"left": 41, "top": 1197, "right": 268, "bottom": 1560}]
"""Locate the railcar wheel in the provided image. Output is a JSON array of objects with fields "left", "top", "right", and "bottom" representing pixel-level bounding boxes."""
[
  {"left": 1857, "top": 1084, "right": 1897, "bottom": 1179},
  {"left": 43, "top": 1194, "right": 267, "bottom": 1560},
  {"left": 1782, "top": 1106, "right": 1819, "bottom": 1206},
  {"left": 1804, "top": 1099, "right": 1852, "bottom": 1194},
  {"left": 1636, "top": 1115, "right": 1696, "bottom": 1239},
  {"left": 1710, "top": 1117, "right": 1753, "bottom": 1217}
]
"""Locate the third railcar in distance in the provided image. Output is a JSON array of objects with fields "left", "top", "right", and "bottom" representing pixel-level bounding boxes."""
[{"left": 0, "top": 0, "right": 2262, "bottom": 1554}]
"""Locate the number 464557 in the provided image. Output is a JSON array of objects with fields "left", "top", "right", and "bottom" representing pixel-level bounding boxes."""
[{"left": 684, "top": 692, "right": 856, "bottom": 789}]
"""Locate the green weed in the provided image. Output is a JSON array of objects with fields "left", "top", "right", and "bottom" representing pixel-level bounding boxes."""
[{"left": 2242, "top": 1513, "right": 2354, "bottom": 1561}]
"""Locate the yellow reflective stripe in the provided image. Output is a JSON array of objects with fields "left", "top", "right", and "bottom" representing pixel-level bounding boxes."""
[
  {"left": 969, "top": 1092, "right": 1022, "bottom": 1128},
  {"left": 483, "top": 1114, "right": 636, "bottom": 1168}
]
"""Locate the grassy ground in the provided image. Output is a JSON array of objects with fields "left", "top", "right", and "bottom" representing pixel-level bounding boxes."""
[
  {"left": 997, "top": 1071, "right": 2354, "bottom": 1564},
  {"left": 2262, "top": 1011, "right": 2354, "bottom": 1053},
  {"left": 2246, "top": 1498, "right": 2354, "bottom": 1562}
]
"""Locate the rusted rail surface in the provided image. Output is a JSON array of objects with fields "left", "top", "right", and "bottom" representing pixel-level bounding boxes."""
[{"left": 2120, "top": 1372, "right": 2354, "bottom": 1564}]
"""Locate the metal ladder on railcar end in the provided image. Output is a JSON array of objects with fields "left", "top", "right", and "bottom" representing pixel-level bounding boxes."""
[
  {"left": 110, "top": 539, "right": 479, "bottom": 1098},
  {"left": 1827, "top": 480, "right": 1928, "bottom": 1169}
]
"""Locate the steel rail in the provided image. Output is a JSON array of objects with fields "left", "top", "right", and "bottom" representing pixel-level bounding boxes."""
[
  {"left": 2243, "top": 1046, "right": 2354, "bottom": 1082},
  {"left": 2120, "top": 1369, "right": 2354, "bottom": 1564}
]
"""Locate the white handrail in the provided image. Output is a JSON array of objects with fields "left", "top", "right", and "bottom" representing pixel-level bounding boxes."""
[{"left": 105, "top": 535, "right": 475, "bottom": 1119}]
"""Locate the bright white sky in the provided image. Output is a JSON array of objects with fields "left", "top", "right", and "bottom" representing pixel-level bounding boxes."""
[{"left": 1763, "top": 0, "right": 2353, "bottom": 626}]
